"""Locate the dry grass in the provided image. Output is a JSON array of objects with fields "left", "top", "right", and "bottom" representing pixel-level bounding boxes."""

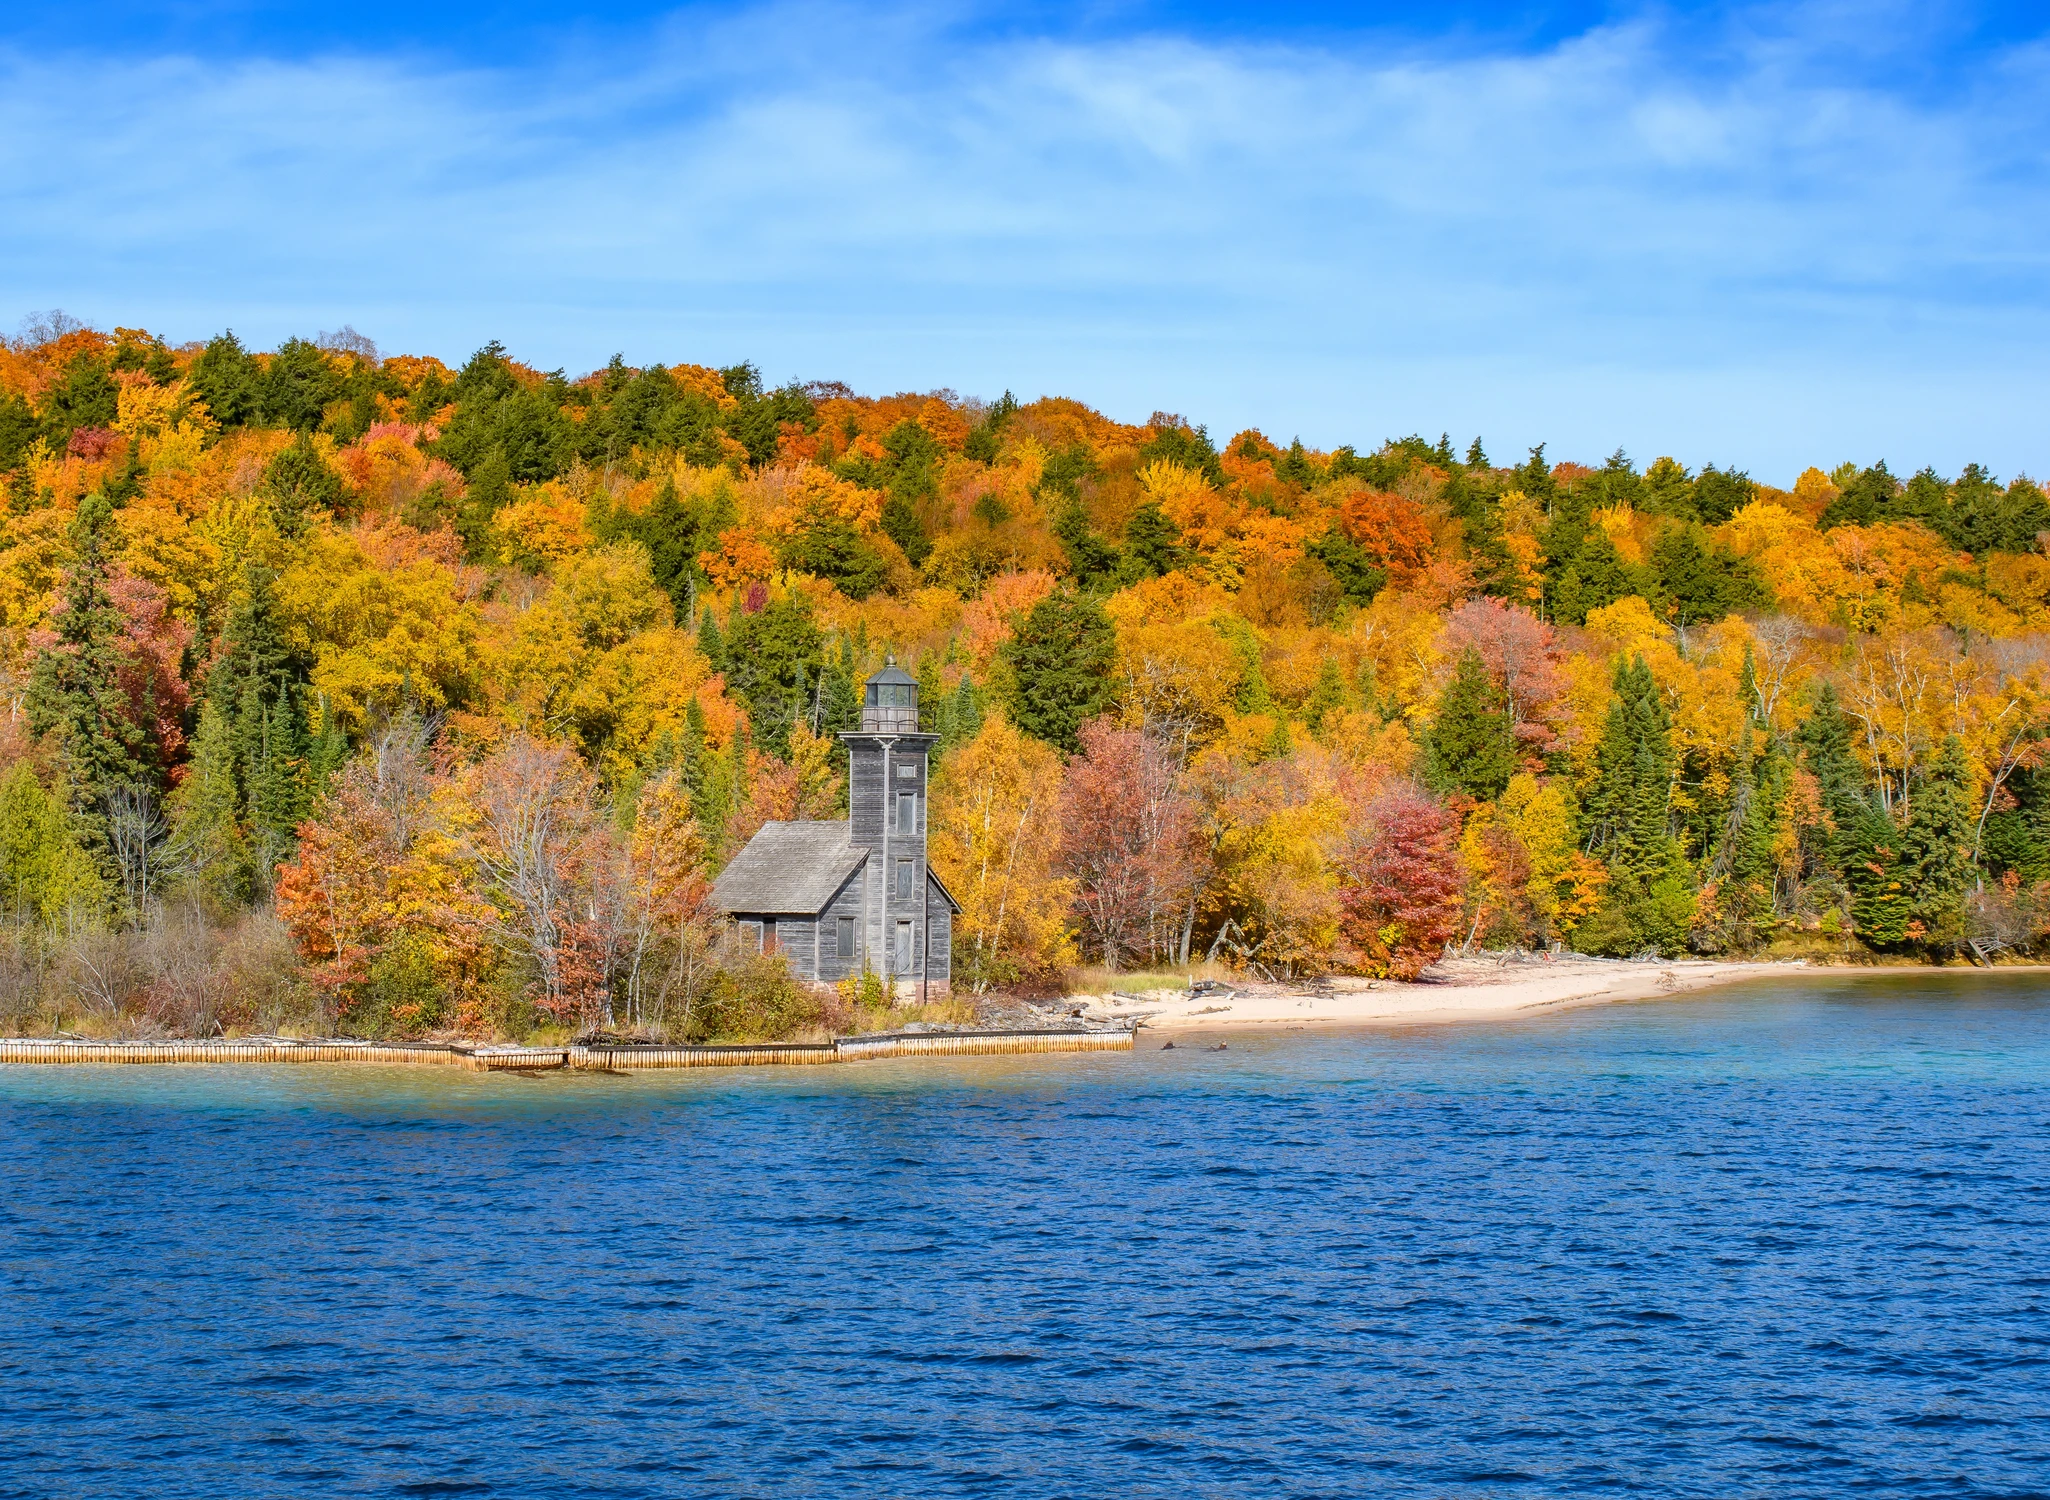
[{"left": 1062, "top": 961, "right": 1234, "bottom": 997}]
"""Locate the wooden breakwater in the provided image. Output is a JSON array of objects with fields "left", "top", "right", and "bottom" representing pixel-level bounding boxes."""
[{"left": 0, "top": 1028, "right": 1133, "bottom": 1072}]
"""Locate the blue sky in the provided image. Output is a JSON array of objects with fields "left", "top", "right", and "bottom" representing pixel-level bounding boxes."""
[{"left": 3, "top": 1, "right": 2046, "bottom": 484}]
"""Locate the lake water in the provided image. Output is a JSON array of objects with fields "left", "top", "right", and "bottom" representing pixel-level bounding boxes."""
[{"left": 2, "top": 972, "right": 2047, "bottom": 1498}]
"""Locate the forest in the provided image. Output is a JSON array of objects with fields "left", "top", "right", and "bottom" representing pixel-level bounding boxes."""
[{"left": 4, "top": 312, "right": 2050, "bottom": 1041}]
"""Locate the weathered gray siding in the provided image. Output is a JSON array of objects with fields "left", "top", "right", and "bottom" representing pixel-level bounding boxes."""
[
  {"left": 812, "top": 866, "right": 870, "bottom": 985},
  {"left": 772, "top": 917, "right": 817, "bottom": 980},
  {"left": 848, "top": 742, "right": 886, "bottom": 848}
]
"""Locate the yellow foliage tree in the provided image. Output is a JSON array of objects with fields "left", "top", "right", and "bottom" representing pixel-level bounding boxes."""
[{"left": 928, "top": 713, "right": 1076, "bottom": 990}]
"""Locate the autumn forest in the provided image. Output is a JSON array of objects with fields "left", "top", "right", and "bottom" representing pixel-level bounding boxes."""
[{"left": 4, "top": 315, "right": 2048, "bottom": 1040}]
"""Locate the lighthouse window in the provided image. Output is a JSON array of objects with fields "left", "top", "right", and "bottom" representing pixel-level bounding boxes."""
[
  {"left": 897, "top": 792, "right": 918, "bottom": 834},
  {"left": 896, "top": 763, "right": 917, "bottom": 779},
  {"left": 896, "top": 859, "right": 915, "bottom": 899}
]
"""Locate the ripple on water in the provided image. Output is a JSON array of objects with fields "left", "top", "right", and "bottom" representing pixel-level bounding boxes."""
[{"left": 0, "top": 971, "right": 2048, "bottom": 1498}]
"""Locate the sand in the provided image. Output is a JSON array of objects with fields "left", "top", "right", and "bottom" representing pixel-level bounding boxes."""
[{"left": 1078, "top": 955, "right": 1804, "bottom": 1033}]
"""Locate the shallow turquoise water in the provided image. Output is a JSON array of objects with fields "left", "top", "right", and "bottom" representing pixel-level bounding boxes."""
[{"left": 2, "top": 972, "right": 2047, "bottom": 1498}]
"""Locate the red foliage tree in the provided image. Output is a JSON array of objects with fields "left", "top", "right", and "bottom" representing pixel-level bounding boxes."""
[
  {"left": 1059, "top": 718, "right": 1199, "bottom": 967},
  {"left": 107, "top": 569, "right": 192, "bottom": 774},
  {"left": 1440, "top": 597, "right": 1564, "bottom": 757},
  {"left": 1338, "top": 782, "right": 1465, "bottom": 979}
]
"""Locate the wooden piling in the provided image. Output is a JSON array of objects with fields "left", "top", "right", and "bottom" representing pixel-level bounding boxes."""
[{"left": 0, "top": 1028, "right": 1133, "bottom": 1071}]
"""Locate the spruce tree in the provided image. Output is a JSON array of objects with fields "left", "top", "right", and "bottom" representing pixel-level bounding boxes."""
[
  {"left": 0, "top": 761, "right": 105, "bottom": 926},
  {"left": 26, "top": 493, "right": 154, "bottom": 858},
  {"left": 1121, "top": 501, "right": 1184, "bottom": 580},
  {"left": 1900, "top": 736, "right": 1976, "bottom": 947},
  {"left": 680, "top": 696, "right": 710, "bottom": 813},
  {"left": 880, "top": 492, "right": 931, "bottom": 567},
  {"left": 206, "top": 568, "right": 314, "bottom": 888},
  {"left": 697, "top": 605, "right": 726, "bottom": 676},
  {"left": 1841, "top": 805, "right": 1912, "bottom": 946},
  {"left": 1053, "top": 500, "right": 1121, "bottom": 589},
  {"left": 165, "top": 698, "right": 251, "bottom": 903},
  {"left": 262, "top": 433, "right": 346, "bottom": 537},
  {"left": 1304, "top": 659, "right": 1349, "bottom": 735},
  {"left": 1423, "top": 648, "right": 1515, "bottom": 802},
  {"left": 1582, "top": 656, "right": 1693, "bottom": 953},
  {"left": 1000, "top": 591, "right": 1117, "bottom": 753},
  {"left": 1798, "top": 684, "right": 1871, "bottom": 833}
]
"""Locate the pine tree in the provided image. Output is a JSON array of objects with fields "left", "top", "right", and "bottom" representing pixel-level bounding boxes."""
[
  {"left": 1423, "top": 648, "right": 1515, "bottom": 802},
  {"left": 0, "top": 761, "right": 105, "bottom": 926},
  {"left": 697, "top": 605, "right": 726, "bottom": 676},
  {"left": 880, "top": 491, "right": 931, "bottom": 567},
  {"left": 1000, "top": 591, "right": 1117, "bottom": 753},
  {"left": 1121, "top": 501, "right": 1184, "bottom": 580},
  {"left": 206, "top": 568, "right": 314, "bottom": 889},
  {"left": 26, "top": 494, "right": 154, "bottom": 860},
  {"left": 1053, "top": 500, "right": 1121, "bottom": 589},
  {"left": 1798, "top": 684, "right": 1871, "bottom": 833},
  {"left": 1900, "top": 736, "right": 1976, "bottom": 948},
  {"left": 166, "top": 698, "right": 251, "bottom": 903},
  {"left": 1841, "top": 805, "right": 1912, "bottom": 946},
  {"left": 1303, "top": 659, "right": 1349, "bottom": 735},
  {"left": 1581, "top": 656, "right": 1693, "bottom": 953},
  {"left": 262, "top": 433, "right": 346, "bottom": 537}
]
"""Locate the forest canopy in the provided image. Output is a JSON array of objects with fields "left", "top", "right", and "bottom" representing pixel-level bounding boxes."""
[{"left": 6, "top": 314, "right": 2050, "bottom": 1039}]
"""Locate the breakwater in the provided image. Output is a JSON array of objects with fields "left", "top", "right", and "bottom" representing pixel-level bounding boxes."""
[{"left": 0, "top": 1028, "right": 1133, "bottom": 1071}]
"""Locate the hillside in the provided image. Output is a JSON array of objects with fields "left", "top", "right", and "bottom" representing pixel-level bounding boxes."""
[{"left": 4, "top": 319, "right": 2048, "bottom": 1039}]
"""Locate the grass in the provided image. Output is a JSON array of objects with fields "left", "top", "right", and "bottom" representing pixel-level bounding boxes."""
[{"left": 1063, "top": 961, "right": 1235, "bottom": 996}]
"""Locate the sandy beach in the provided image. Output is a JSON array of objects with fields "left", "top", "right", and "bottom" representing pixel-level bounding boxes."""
[{"left": 1079, "top": 955, "right": 1804, "bottom": 1032}]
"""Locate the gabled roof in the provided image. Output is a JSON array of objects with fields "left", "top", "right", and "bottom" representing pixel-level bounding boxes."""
[
  {"left": 711, "top": 821, "right": 868, "bottom": 916},
  {"left": 927, "top": 866, "right": 963, "bottom": 914}
]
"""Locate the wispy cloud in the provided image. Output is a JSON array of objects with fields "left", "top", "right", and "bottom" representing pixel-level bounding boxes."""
[{"left": 2, "top": 0, "right": 2045, "bottom": 478}]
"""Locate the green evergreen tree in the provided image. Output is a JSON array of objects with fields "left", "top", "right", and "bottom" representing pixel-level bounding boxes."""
[
  {"left": 1000, "top": 591, "right": 1117, "bottom": 753},
  {"left": 1053, "top": 500, "right": 1121, "bottom": 589},
  {"left": 186, "top": 331, "right": 264, "bottom": 429},
  {"left": 1551, "top": 528, "right": 1639, "bottom": 625},
  {"left": 880, "top": 492, "right": 931, "bottom": 567},
  {"left": 723, "top": 595, "right": 823, "bottom": 759},
  {"left": 1713, "top": 664, "right": 1791, "bottom": 948},
  {"left": 258, "top": 337, "right": 344, "bottom": 431},
  {"left": 1900, "top": 736, "right": 1976, "bottom": 948},
  {"left": 206, "top": 569, "right": 314, "bottom": 887},
  {"left": 1304, "top": 529, "right": 1387, "bottom": 605},
  {"left": 1303, "top": 659, "right": 1350, "bottom": 735},
  {"left": 26, "top": 494, "right": 155, "bottom": 859},
  {"left": 680, "top": 696, "right": 711, "bottom": 818},
  {"left": 697, "top": 606, "right": 726, "bottom": 676},
  {"left": 939, "top": 674, "right": 985, "bottom": 763},
  {"left": 165, "top": 698, "right": 251, "bottom": 904},
  {"left": 1422, "top": 648, "right": 1515, "bottom": 802},
  {"left": 262, "top": 432, "right": 347, "bottom": 537},
  {"left": 1797, "top": 685, "right": 1871, "bottom": 832},
  {"left": 777, "top": 515, "right": 892, "bottom": 599},
  {"left": 1840, "top": 806, "right": 1912, "bottom": 946},
  {"left": 456, "top": 449, "right": 513, "bottom": 561},
  {"left": 1121, "top": 500, "right": 1185, "bottom": 580},
  {"left": 1581, "top": 656, "right": 1693, "bottom": 954},
  {"left": 0, "top": 761, "right": 105, "bottom": 926}
]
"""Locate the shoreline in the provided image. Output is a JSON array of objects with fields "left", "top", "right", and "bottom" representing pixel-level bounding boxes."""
[
  {"left": 6, "top": 961, "right": 2041, "bottom": 1067},
  {"left": 1083, "top": 956, "right": 1815, "bottom": 1033}
]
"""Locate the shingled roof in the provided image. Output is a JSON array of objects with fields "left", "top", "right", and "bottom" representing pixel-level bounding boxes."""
[{"left": 710, "top": 821, "right": 868, "bottom": 916}]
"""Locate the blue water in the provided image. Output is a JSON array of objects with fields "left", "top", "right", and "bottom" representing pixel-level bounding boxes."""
[{"left": 2, "top": 974, "right": 2048, "bottom": 1498}]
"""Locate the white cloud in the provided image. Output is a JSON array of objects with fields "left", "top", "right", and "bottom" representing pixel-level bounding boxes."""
[{"left": 1, "top": 0, "right": 2045, "bottom": 481}]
